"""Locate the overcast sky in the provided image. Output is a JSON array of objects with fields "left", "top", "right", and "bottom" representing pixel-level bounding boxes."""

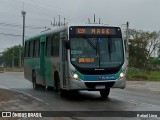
[{"left": 0, "top": 0, "right": 160, "bottom": 52}]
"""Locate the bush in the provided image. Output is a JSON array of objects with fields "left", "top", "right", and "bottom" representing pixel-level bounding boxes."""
[{"left": 127, "top": 67, "right": 160, "bottom": 81}]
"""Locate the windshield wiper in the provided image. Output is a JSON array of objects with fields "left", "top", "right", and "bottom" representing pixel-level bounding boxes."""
[
  {"left": 83, "top": 36, "right": 97, "bottom": 50},
  {"left": 83, "top": 36, "right": 100, "bottom": 68}
]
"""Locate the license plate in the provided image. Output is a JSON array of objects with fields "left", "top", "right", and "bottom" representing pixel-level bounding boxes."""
[{"left": 95, "top": 85, "right": 105, "bottom": 89}]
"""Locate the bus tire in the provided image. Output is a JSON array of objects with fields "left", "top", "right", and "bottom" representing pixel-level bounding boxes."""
[
  {"left": 54, "top": 73, "right": 66, "bottom": 96},
  {"left": 32, "top": 71, "right": 40, "bottom": 90},
  {"left": 100, "top": 88, "right": 110, "bottom": 99},
  {"left": 54, "top": 73, "right": 60, "bottom": 92},
  {"left": 47, "top": 86, "right": 54, "bottom": 91}
]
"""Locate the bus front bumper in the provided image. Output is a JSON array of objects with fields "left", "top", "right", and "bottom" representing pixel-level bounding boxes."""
[{"left": 67, "top": 77, "right": 126, "bottom": 90}]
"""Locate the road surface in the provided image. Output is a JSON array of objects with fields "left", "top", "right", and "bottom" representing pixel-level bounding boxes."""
[{"left": 0, "top": 72, "right": 160, "bottom": 120}]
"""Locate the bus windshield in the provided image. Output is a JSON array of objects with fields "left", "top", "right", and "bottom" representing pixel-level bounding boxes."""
[{"left": 70, "top": 37, "right": 124, "bottom": 69}]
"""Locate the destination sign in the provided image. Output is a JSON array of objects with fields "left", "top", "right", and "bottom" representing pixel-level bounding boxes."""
[
  {"left": 69, "top": 26, "right": 121, "bottom": 36},
  {"left": 79, "top": 58, "right": 95, "bottom": 63}
]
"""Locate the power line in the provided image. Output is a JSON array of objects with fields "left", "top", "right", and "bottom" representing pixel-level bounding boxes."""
[
  {"left": 0, "top": 27, "right": 22, "bottom": 32},
  {"left": 0, "top": 1, "right": 59, "bottom": 22},
  {"left": 0, "top": 32, "right": 27, "bottom": 37},
  {"left": 0, "top": 0, "right": 87, "bottom": 23},
  {"left": 0, "top": 22, "right": 46, "bottom": 29}
]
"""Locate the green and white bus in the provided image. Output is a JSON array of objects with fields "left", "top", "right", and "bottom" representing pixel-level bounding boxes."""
[{"left": 24, "top": 25, "right": 128, "bottom": 98}]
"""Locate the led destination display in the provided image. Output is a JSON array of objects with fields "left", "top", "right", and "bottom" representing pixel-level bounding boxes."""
[{"left": 69, "top": 26, "right": 121, "bottom": 36}]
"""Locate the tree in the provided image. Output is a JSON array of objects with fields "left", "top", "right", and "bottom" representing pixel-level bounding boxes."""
[
  {"left": 129, "top": 29, "right": 148, "bottom": 68},
  {"left": 147, "top": 31, "right": 160, "bottom": 58},
  {"left": 2, "top": 45, "right": 23, "bottom": 67},
  {"left": 128, "top": 29, "right": 160, "bottom": 69}
]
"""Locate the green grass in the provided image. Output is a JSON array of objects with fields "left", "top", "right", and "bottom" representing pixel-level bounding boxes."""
[
  {"left": 148, "top": 71, "right": 160, "bottom": 81},
  {"left": 3, "top": 67, "right": 24, "bottom": 72},
  {"left": 127, "top": 67, "right": 160, "bottom": 81},
  {"left": 2, "top": 67, "right": 160, "bottom": 81}
]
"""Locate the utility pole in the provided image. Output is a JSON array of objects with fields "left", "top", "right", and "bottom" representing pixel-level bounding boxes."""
[
  {"left": 99, "top": 18, "right": 101, "bottom": 24},
  {"left": 88, "top": 18, "right": 90, "bottom": 24},
  {"left": 19, "top": 47, "right": 22, "bottom": 67},
  {"left": 126, "top": 22, "right": 129, "bottom": 67},
  {"left": 64, "top": 17, "right": 66, "bottom": 26},
  {"left": 58, "top": 15, "right": 60, "bottom": 27},
  {"left": 21, "top": 10, "right": 26, "bottom": 66},
  {"left": 21, "top": 10, "right": 26, "bottom": 47},
  {"left": 54, "top": 17, "right": 55, "bottom": 27}
]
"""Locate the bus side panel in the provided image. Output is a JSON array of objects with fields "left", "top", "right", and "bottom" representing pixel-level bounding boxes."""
[
  {"left": 44, "top": 57, "right": 60, "bottom": 87},
  {"left": 44, "top": 58, "right": 53, "bottom": 87},
  {"left": 24, "top": 58, "right": 32, "bottom": 82},
  {"left": 24, "top": 58, "right": 41, "bottom": 82}
]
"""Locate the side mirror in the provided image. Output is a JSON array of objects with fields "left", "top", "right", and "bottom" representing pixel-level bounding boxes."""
[
  {"left": 61, "top": 36, "right": 70, "bottom": 49},
  {"left": 65, "top": 40, "right": 70, "bottom": 49}
]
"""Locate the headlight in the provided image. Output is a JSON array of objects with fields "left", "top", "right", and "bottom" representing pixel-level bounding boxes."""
[
  {"left": 70, "top": 69, "right": 79, "bottom": 79},
  {"left": 119, "top": 71, "right": 125, "bottom": 78},
  {"left": 73, "top": 73, "right": 79, "bottom": 79}
]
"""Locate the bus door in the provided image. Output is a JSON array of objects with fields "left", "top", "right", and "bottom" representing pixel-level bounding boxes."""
[
  {"left": 40, "top": 36, "right": 46, "bottom": 84},
  {"left": 60, "top": 32, "right": 67, "bottom": 88}
]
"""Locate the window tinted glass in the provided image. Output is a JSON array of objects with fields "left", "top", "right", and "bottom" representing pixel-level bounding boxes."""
[
  {"left": 46, "top": 36, "right": 51, "bottom": 57},
  {"left": 51, "top": 34, "right": 59, "bottom": 57},
  {"left": 34, "top": 39, "right": 40, "bottom": 57},
  {"left": 29, "top": 41, "right": 34, "bottom": 57},
  {"left": 70, "top": 37, "right": 124, "bottom": 68},
  {"left": 25, "top": 41, "right": 29, "bottom": 57}
]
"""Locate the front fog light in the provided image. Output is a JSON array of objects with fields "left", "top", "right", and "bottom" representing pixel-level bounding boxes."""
[
  {"left": 73, "top": 73, "right": 79, "bottom": 79},
  {"left": 119, "top": 72, "right": 124, "bottom": 78}
]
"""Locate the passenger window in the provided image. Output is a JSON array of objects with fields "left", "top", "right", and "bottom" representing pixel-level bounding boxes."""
[
  {"left": 46, "top": 36, "right": 51, "bottom": 57},
  {"left": 25, "top": 41, "right": 29, "bottom": 57},
  {"left": 34, "top": 39, "right": 40, "bottom": 57},
  {"left": 51, "top": 34, "right": 60, "bottom": 57},
  {"left": 29, "top": 41, "right": 34, "bottom": 57}
]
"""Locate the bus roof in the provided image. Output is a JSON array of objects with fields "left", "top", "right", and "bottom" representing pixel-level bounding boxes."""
[
  {"left": 25, "top": 26, "right": 68, "bottom": 41},
  {"left": 25, "top": 24, "right": 121, "bottom": 42}
]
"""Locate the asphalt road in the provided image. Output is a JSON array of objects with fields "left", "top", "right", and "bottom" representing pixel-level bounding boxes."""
[{"left": 0, "top": 72, "right": 160, "bottom": 120}]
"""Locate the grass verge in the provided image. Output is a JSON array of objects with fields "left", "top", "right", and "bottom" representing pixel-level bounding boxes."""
[
  {"left": 2, "top": 67, "right": 24, "bottom": 72},
  {"left": 127, "top": 67, "right": 160, "bottom": 81}
]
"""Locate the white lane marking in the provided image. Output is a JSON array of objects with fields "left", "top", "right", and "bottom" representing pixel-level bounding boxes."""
[
  {"left": 0, "top": 85, "right": 49, "bottom": 105},
  {"left": 110, "top": 95, "right": 158, "bottom": 107}
]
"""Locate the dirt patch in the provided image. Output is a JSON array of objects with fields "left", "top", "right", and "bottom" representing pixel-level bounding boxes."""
[
  {"left": 0, "top": 88, "right": 73, "bottom": 120},
  {"left": 0, "top": 89, "right": 19, "bottom": 101},
  {"left": 0, "top": 88, "right": 49, "bottom": 111}
]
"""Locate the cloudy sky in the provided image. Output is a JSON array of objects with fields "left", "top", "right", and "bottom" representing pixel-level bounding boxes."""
[{"left": 0, "top": 0, "right": 160, "bottom": 52}]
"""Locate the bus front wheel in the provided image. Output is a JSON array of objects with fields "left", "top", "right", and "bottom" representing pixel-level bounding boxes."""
[
  {"left": 100, "top": 88, "right": 110, "bottom": 99},
  {"left": 54, "top": 73, "right": 65, "bottom": 96}
]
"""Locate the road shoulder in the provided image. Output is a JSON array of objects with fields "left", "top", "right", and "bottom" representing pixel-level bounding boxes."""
[{"left": 126, "top": 81, "right": 160, "bottom": 95}]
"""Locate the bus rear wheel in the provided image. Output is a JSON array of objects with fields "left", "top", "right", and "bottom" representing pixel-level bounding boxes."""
[
  {"left": 47, "top": 86, "right": 54, "bottom": 91},
  {"left": 100, "top": 88, "right": 110, "bottom": 99},
  {"left": 54, "top": 75, "right": 60, "bottom": 92},
  {"left": 32, "top": 71, "right": 41, "bottom": 89}
]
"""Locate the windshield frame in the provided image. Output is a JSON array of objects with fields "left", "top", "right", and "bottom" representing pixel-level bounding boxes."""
[{"left": 69, "top": 35, "right": 124, "bottom": 70}]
